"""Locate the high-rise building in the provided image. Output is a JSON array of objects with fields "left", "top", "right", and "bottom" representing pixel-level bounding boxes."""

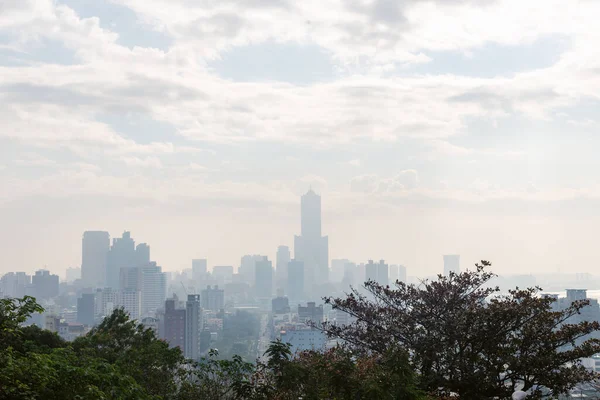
[
  {"left": 119, "top": 289, "right": 141, "bottom": 321},
  {"left": 298, "top": 302, "right": 324, "bottom": 325},
  {"left": 377, "top": 260, "right": 389, "bottom": 287},
  {"left": 163, "top": 296, "right": 186, "bottom": 351},
  {"left": 77, "top": 293, "right": 95, "bottom": 326},
  {"left": 65, "top": 267, "right": 81, "bottom": 283},
  {"left": 255, "top": 259, "right": 273, "bottom": 299},
  {"left": 443, "top": 255, "right": 460, "bottom": 276},
  {"left": 0, "top": 272, "right": 31, "bottom": 298},
  {"left": 201, "top": 285, "right": 225, "bottom": 312},
  {"left": 341, "top": 262, "right": 357, "bottom": 288},
  {"left": 32, "top": 270, "right": 59, "bottom": 300},
  {"left": 120, "top": 267, "right": 142, "bottom": 291},
  {"left": 398, "top": 265, "right": 407, "bottom": 283},
  {"left": 140, "top": 263, "right": 167, "bottom": 317},
  {"left": 82, "top": 231, "right": 110, "bottom": 288},
  {"left": 95, "top": 287, "right": 118, "bottom": 318},
  {"left": 240, "top": 255, "right": 267, "bottom": 286},
  {"left": 192, "top": 259, "right": 208, "bottom": 284},
  {"left": 287, "top": 260, "right": 304, "bottom": 304},
  {"left": 185, "top": 294, "right": 202, "bottom": 361},
  {"left": 388, "top": 264, "right": 407, "bottom": 284},
  {"left": 364, "top": 260, "right": 388, "bottom": 286},
  {"left": 272, "top": 295, "right": 290, "bottom": 314},
  {"left": 294, "top": 190, "right": 329, "bottom": 293},
  {"left": 276, "top": 245, "right": 291, "bottom": 289},
  {"left": 331, "top": 259, "right": 350, "bottom": 283},
  {"left": 212, "top": 266, "right": 234, "bottom": 286},
  {"left": 136, "top": 243, "right": 150, "bottom": 266},
  {"left": 106, "top": 232, "right": 136, "bottom": 289}
]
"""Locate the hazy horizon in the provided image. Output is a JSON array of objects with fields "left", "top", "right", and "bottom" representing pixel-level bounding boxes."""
[{"left": 2, "top": 0, "right": 600, "bottom": 277}]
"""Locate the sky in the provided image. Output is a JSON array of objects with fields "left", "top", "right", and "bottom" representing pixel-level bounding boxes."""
[{"left": 1, "top": 0, "right": 600, "bottom": 277}]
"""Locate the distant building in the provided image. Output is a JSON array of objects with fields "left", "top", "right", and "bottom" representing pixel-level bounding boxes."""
[
  {"left": 333, "top": 308, "right": 356, "bottom": 327},
  {"left": 365, "top": 260, "right": 388, "bottom": 286},
  {"left": 298, "top": 302, "right": 324, "bottom": 325},
  {"left": 398, "top": 265, "right": 407, "bottom": 283},
  {"left": 65, "top": 267, "right": 81, "bottom": 283},
  {"left": 95, "top": 287, "right": 118, "bottom": 318},
  {"left": 135, "top": 243, "right": 150, "bottom": 266},
  {"left": 106, "top": 232, "right": 136, "bottom": 289},
  {"left": 287, "top": 260, "right": 304, "bottom": 304},
  {"left": 212, "top": 266, "right": 234, "bottom": 286},
  {"left": 294, "top": 190, "right": 329, "bottom": 294},
  {"left": 77, "top": 293, "right": 95, "bottom": 326},
  {"left": 272, "top": 296, "right": 290, "bottom": 314},
  {"left": 163, "top": 296, "right": 186, "bottom": 351},
  {"left": 192, "top": 259, "right": 208, "bottom": 284},
  {"left": 32, "top": 270, "right": 59, "bottom": 300},
  {"left": 280, "top": 326, "right": 327, "bottom": 353},
  {"left": 276, "top": 246, "right": 291, "bottom": 289},
  {"left": 140, "top": 263, "right": 167, "bottom": 317},
  {"left": 443, "top": 255, "right": 460, "bottom": 276},
  {"left": 81, "top": 231, "right": 110, "bottom": 288},
  {"left": 185, "top": 294, "right": 203, "bottom": 361},
  {"left": 0, "top": 272, "right": 31, "bottom": 298},
  {"left": 201, "top": 285, "right": 225, "bottom": 312},
  {"left": 255, "top": 259, "right": 274, "bottom": 299},
  {"left": 331, "top": 259, "right": 351, "bottom": 283},
  {"left": 141, "top": 316, "right": 159, "bottom": 335},
  {"left": 240, "top": 255, "right": 267, "bottom": 286},
  {"left": 119, "top": 290, "right": 141, "bottom": 321}
]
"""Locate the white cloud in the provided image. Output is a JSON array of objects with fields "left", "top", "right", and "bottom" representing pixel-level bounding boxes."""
[{"left": 121, "top": 156, "right": 163, "bottom": 169}]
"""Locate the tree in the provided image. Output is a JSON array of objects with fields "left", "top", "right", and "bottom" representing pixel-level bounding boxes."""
[
  {"left": 73, "top": 308, "right": 185, "bottom": 399},
  {"left": 323, "top": 261, "right": 600, "bottom": 399}
]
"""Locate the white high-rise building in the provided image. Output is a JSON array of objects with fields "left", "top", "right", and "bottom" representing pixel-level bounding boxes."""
[
  {"left": 294, "top": 190, "right": 329, "bottom": 293},
  {"left": 81, "top": 231, "right": 110, "bottom": 288},
  {"left": 185, "top": 294, "right": 203, "bottom": 361},
  {"left": 95, "top": 287, "right": 118, "bottom": 319},
  {"left": 201, "top": 285, "right": 225, "bottom": 312},
  {"left": 141, "top": 263, "right": 167, "bottom": 317},
  {"left": 276, "top": 246, "right": 291, "bottom": 290},
  {"left": 119, "top": 290, "right": 141, "bottom": 321},
  {"left": 443, "top": 255, "right": 460, "bottom": 276}
]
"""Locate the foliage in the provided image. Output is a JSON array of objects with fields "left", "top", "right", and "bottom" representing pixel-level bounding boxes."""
[
  {"left": 73, "top": 308, "right": 184, "bottom": 399},
  {"left": 323, "top": 261, "right": 600, "bottom": 399}
]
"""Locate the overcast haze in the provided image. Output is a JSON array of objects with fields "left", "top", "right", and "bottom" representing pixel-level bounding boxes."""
[{"left": 1, "top": 0, "right": 600, "bottom": 276}]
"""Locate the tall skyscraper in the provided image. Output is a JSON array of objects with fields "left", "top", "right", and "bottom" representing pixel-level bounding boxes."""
[
  {"left": 287, "top": 259, "right": 304, "bottom": 304},
  {"left": 443, "top": 255, "right": 460, "bottom": 276},
  {"left": 135, "top": 243, "right": 150, "bottom": 266},
  {"left": 106, "top": 232, "right": 136, "bottom": 289},
  {"left": 212, "top": 266, "right": 233, "bottom": 286},
  {"left": 255, "top": 258, "right": 273, "bottom": 299},
  {"left": 163, "top": 296, "right": 186, "bottom": 351},
  {"left": 276, "top": 245, "right": 291, "bottom": 290},
  {"left": 77, "top": 293, "right": 95, "bottom": 326},
  {"left": 294, "top": 190, "right": 329, "bottom": 293},
  {"left": 364, "top": 260, "right": 388, "bottom": 286},
  {"left": 185, "top": 294, "right": 202, "bottom": 361},
  {"left": 201, "top": 285, "right": 225, "bottom": 312},
  {"left": 331, "top": 259, "right": 351, "bottom": 283},
  {"left": 398, "top": 265, "right": 407, "bottom": 283},
  {"left": 119, "top": 289, "right": 141, "bottom": 321},
  {"left": 240, "top": 255, "right": 267, "bottom": 286},
  {"left": 81, "top": 231, "right": 109, "bottom": 288},
  {"left": 192, "top": 259, "right": 207, "bottom": 284},
  {"left": 140, "top": 263, "right": 167, "bottom": 317}
]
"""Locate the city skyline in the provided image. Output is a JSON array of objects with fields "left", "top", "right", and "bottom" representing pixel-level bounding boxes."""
[{"left": 3, "top": 1, "right": 600, "bottom": 276}]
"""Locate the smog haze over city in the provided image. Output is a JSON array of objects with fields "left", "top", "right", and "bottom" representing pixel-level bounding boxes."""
[{"left": 2, "top": 0, "right": 600, "bottom": 279}]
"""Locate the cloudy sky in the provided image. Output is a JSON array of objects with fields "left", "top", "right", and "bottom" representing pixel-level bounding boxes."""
[{"left": 1, "top": 0, "right": 600, "bottom": 277}]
